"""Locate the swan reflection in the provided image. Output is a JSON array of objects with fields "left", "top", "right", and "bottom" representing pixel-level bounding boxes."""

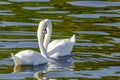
[
  {"left": 13, "top": 63, "right": 47, "bottom": 73},
  {"left": 47, "top": 55, "right": 72, "bottom": 71},
  {"left": 13, "top": 56, "right": 72, "bottom": 79}
]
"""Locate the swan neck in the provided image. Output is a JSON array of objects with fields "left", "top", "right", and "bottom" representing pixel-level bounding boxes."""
[
  {"left": 43, "top": 20, "right": 52, "bottom": 49},
  {"left": 37, "top": 21, "right": 48, "bottom": 59},
  {"left": 38, "top": 38, "right": 48, "bottom": 59}
]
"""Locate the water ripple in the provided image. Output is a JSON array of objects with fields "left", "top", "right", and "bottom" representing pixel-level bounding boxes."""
[
  {"left": 0, "top": 72, "right": 34, "bottom": 80},
  {"left": 73, "top": 31, "right": 109, "bottom": 35},
  {"left": 72, "top": 20, "right": 84, "bottom": 22},
  {"left": 0, "top": 31, "right": 36, "bottom": 36},
  {"left": 96, "top": 9, "right": 120, "bottom": 13},
  {"left": 67, "top": 1, "right": 120, "bottom": 7},
  {"left": 68, "top": 14, "right": 120, "bottom": 18},
  {"left": 79, "top": 66, "right": 120, "bottom": 78},
  {"left": 45, "top": 66, "right": 120, "bottom": 78},
  {"left": 107, "top": 37, "right": 120, "bottom": 43},
  {"left": 74, "top": 52, "right": 120, "bottom": 62},
  {"left": 0, "top": 0, "right": 120, "bottom": 80},
  {"left": 0, "top": 1, "right": 11, "bottom": 5},
  {"left": 0, "top": 10, "right": 15, "bottom": 16},
  {"left": 0, "top": 66, "right": 119, "bottom": 79},
  {"left": 22, "top": 6, "right": 54, "bottom": 10},
  {"left": 111, "top": 53, "right": 120, "bottom": 57},
  {"left": 37, "top": 11, "right": 69, "bottom": 14},
  {"left": 0, "top": 21, "right": 37, "bottom": 27},
  {"left": 0, "top": 10, "right": 12, "bottom": 13},
  {"left": 30, "top": 18, "right": 63, "bottom": 22},
  {"left": 9, "top": 0, "right": 50, "bottom": 2},
  {"left": 75, "top": 43, "right": 113, "bottom": 47},
  {"left": 0, "top": 42, "right": 38, "bottom": 48},
  {"left": 94, "top": 23, "right": 120, "bottom": 27},
  {"left": 0, "top": 39, "right": 36, "bottom": 42},
  {"left": 0, "top": 13, "right": 15, "bottom": 16}
]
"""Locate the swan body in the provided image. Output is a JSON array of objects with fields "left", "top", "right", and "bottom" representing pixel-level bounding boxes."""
[
  {"left": 11, "top": 19, "right": 50, "bottom": 66},
  {"left": 11, "top": 50, "right": 47, "bottom": 65},
  {"left": 47, "top": 35, "right": 75, "bottom": 58}
]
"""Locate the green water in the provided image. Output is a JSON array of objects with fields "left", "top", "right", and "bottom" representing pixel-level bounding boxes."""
[{"left": 0, "top": 0, "right": 120, "bottom": 80}]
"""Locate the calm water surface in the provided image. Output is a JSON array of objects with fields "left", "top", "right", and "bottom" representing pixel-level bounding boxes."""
[{"left": 0, "top": 0, "right": 120, "bottom": 80}]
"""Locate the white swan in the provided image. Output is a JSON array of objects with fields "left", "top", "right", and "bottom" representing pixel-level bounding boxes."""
[
  {"left": 43, "top": 20, "right": 76, "bottom": 58},
  {"left": 11, "top": 19, "right": 76, "bottom": 65},
  {"left": 47, "top": 35, "right": 75, "bottom": 58},
  {"left": 11, "top": 19, "right": 51, "bottom": 66}
]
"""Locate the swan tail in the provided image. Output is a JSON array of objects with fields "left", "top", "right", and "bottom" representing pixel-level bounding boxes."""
[
  {"left": 11, "top": 53, "right": 14, "bottom": 59},
  {"left": 11, "top": 53, "right": 21, "bottom": 66},
  {"left": 71, "top": 34, "right": 76, "bottom": 43}
]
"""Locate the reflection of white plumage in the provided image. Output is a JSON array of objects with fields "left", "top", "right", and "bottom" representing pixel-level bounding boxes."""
[{"left": 11, "top": 19, "right": 75, "bottom": 66}]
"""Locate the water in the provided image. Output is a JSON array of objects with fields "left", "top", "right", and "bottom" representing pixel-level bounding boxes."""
[{"left": 0, "top": 0, "right": 120, "bottom": 80}]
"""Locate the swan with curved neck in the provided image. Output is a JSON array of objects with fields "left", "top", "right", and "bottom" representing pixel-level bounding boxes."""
[
  {"left": 11, "top": 19, "right": 51, "bottom": 66},
  {"left": 43, "top": 20, "right": 76, "bottom": 58}
]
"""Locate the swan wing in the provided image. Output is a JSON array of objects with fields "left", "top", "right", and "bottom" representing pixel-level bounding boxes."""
[{"left": 47, "top": 35, "right": 75, "bottom": 58}]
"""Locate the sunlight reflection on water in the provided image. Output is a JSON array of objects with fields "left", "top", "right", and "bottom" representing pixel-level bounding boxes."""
[
  {"left": 0, "top": 21, "right": 37, "bottom": 27},
  {"left": 0, "top": 1, "right": 11, "bottom": 5},
  {"left": 22, "top": 6, "right": 54, "bottom": 10},
  {"left": 68, "top": 14, "right": 120, "bottom": 18},
  {"left": 94, "top": 23, "right": 120, "bottom": 27},
  {"left": 67, "top": 1, "right": 120, "bottom": 7},
  {"left": 73, "top": 31, "right": 110, "bottom": 35}
]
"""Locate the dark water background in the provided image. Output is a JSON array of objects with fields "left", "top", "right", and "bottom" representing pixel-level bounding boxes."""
[{"left": 0, "top": 0, "right": 120, "bottom": 80}]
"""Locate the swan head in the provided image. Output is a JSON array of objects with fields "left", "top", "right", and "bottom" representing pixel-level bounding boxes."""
[
  {"left": 43, "top": 24, "right": 47, "bottom": 34},
  {"left": 40, "top": 19, "right": 50, "bottom": 34},
  {"left": 43, "top": 19, "right": 52, "bottom": 35}
]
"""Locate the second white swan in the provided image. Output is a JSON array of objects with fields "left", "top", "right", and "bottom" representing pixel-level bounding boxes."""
[
  {"left": 11, "top": 19, "right": 51, "bottom": 66},
  {"left": 43, "top": 19, "right": 75, "bottom": 58}
]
